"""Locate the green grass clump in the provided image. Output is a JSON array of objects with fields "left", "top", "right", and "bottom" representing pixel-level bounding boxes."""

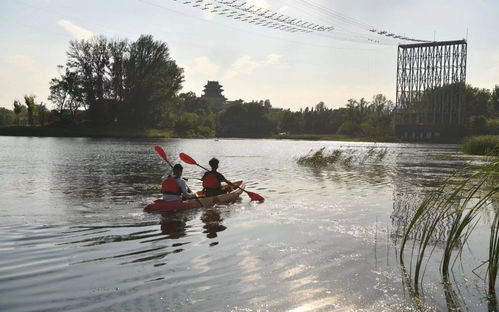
[
  {"left": 297, "top": 146, "right": 388, "bottom": 167},
  {"left": 462, "top": 135, "right": 499, "bottom": 156}
]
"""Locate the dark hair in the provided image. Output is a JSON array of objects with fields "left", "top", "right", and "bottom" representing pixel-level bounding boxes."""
[
  {"left": 209, "top": 158, "right": 219, "bottom": 169},
  {"left": 173, "top": 164, "right": 183, "bottom": 172}
]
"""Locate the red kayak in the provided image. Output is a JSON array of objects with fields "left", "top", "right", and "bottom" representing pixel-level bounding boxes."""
[{"left": 144, "top": 181, "right": 245, "bottom": 213}]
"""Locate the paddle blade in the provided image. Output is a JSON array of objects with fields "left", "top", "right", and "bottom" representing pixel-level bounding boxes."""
[
  {"left": 179, "top": 153, "right": 197, "bottom": 165},
  {"left": 154, "top": 146, "right": 167, "bottom": 161},
  {"left": 247, "top": 191, "right": 265, "bottom": 202}
]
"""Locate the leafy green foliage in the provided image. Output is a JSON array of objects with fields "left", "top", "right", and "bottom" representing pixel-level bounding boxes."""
[
  {"left": 49, "top": 35, "right": 183, "bottom": 127},
  {"left": 24, "top": 95, "right": 36, "bottom": 126},
  {"left": 0, "top": 107, "right": 15, "bottom": 126},
  {"left": 217, "top": 101, "right": 273, "bottom": 138},
  {"left": 462, "top": 135, "right": 499, "bottom": 156}
]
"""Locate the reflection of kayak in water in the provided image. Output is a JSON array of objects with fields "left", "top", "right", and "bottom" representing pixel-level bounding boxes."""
[{"left": 144, "top": 181, "right": 245, "bottom": 213}]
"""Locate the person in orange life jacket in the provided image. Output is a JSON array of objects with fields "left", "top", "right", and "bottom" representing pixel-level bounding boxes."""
[
  {"left": 162, "top": 164, "right": 196, "bottom": 202},
  {"left": 201, "top": 158, "right": 230, "bottom": 197}
]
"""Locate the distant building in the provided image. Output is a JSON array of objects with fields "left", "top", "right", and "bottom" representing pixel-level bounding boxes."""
[{"left": 201, "top": 81, "right": 227, "bottom": 111}]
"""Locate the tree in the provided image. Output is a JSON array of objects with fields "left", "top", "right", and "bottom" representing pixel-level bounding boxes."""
[
  {"left": 66, "top": 36, "right": 110, "bottom": 124},
  {"left": 490, "top": 85, "right": 499, "bottom": 116},
  {"left": 217, "top": 101, "right": 273, "bottom": 138},
  {"left": 37, "top": 103, "right": 48, "bottom": 126},
  {"left": 49, "top": 68, "right": 84, "bottom": 123},
  {"left": 465, "top": 85, "right": 490, "bottom": 117},
  {"left": 122, "top": 35, "right": 183, "bottom": 127},
  {"left": 13, "top": 100, "right": 24, "bottom": 125},
  {"left": 49, "top": 35, "right": 184, "bottom": 127},
  {"left": 0, "top": 108, "right": 15, "bottom": 126},
  {"left": 280, "top": 110, "right": 302, "bottom": 133},
  {"left": 24, "top": 95, "right": 36, "bottom": 126}
]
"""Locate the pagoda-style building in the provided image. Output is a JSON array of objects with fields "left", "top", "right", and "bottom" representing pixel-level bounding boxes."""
[{"left": 201, "top": 81, "right": 227, "bottom": 111}]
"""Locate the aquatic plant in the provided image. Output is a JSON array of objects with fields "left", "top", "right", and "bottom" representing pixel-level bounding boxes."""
[
  {"left": 462, "top": 135, "right": 499, "bottom": 156},
  {"left": 296, "top": 146, "right": 388, "bottom": 168},
  {"left": 399, "top": 158, "right": 499, "bottom": 306}
]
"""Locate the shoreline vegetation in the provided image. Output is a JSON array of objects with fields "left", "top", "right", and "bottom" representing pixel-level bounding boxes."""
[
  {"left": 1, "top": 34, "right": 498, "bottom": 147},
  {"left": 2, "top": 125, "right": 498, "bottom": 153},
  {"left": 0, "top": 125, "right": 399, "bottom": 142},
  {"left": 462, "top": 135, "right": 499, "bottom": 156}
]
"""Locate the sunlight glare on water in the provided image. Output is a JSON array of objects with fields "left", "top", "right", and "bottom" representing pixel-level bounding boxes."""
[{"left": 0, "top": 136, "right": 488, "bottom": 311}]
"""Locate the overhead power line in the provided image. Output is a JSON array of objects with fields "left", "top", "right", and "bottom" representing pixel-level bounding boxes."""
[{"left": 168, "top": 0, "right": 431, "bottom": 44}]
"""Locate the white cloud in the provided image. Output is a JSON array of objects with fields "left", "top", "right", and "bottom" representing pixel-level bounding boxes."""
[
  {"left": 266, "top": 53, "right": 282, "bottom": 64},
  {"left": 223, "top": 54, "right": 283, "bottom": 79},
  {"left": 57, "top": 19, "right": 93, "bottom": 40},
  {"left": 193, "top": 57, "right": 219, "bottom": 77},
  {"left": 224, "top": 56, "right": 261, "bottom": 79}
]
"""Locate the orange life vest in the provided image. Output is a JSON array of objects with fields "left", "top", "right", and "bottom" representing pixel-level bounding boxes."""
[
  {"left": 161, "top": 176, "right": 181, "bottom": 195},
  {"left": 202, "top": 172, "right": 221, "bottom": 189}
]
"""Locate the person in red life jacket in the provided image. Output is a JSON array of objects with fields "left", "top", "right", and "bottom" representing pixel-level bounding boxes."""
[
  {"left": 162, "top": 164, "right": 196, "bottom": 202},
  {"left": 201, "top": 158, "right": 230, "bottom": 197}
]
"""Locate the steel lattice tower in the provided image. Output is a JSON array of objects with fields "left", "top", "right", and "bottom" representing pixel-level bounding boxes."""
[{"left": 395, "top": 40, "right": 467, "bottom": 139}]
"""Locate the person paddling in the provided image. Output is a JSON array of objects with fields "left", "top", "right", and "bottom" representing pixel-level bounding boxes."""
[
  {"left": 201, "top": 158, "right": 231, "bottom": 197},
  {"left": 162, "top": 164, "right": 196, "bottom": 202}
]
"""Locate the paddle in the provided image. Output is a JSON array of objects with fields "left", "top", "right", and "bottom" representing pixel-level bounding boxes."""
[
  {"left": 154, "top": 145, "right": 192, "bottom": 181},
  {"left": 179, "top": 152, "right": 265, "bottom": 202},
  {"left": 154, "top": 146, "right": 173, "bottom": 169},
  {"left": 154, "top": 146, "right": 203, "bottom": 206}
]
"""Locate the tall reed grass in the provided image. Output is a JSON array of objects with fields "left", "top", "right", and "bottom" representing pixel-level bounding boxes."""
[
  {"left": 297, "top": 146, "right": 388, "bottom": 167},
  {"left": 462, "top": 135, "right": 499, "bottom": 156},
  {"left": 399, "top": 158, "right": 499, "bottom": 306}
]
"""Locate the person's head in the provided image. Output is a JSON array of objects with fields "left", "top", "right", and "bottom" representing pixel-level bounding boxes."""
[
  {"left": 209, "top": 158, "right": 219, "bottom": 170},
  {"left": 173, "top": 164, "right": 183, "bottom": 177}
]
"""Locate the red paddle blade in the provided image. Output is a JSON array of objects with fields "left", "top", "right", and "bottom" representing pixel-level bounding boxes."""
[
  {"left": 179, "top": 153, "right": 197, "bottom": 165},
  {"left": 247, "top": 191, "right": 265, "bottom": 202},
  {"left": 154, "top": 146, "right": 167, "bottom": 161}
]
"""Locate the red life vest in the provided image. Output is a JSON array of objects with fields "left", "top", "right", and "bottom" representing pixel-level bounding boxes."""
[
  {"left": 202, "top": 172, "right": 221, "bottom": 189},
  {"left": 161, "top": 176, "right": 181, "bottom": 195}
]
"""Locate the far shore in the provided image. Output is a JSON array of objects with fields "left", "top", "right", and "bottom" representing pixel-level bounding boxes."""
[
  {"left": 0, "top": 125, "right": 401, "bottom": 142},
  {"left": 0, "top": 125, "right": 474, "bottom": 145}
]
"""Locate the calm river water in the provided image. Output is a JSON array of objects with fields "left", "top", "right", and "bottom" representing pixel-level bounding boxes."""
[{"left": 0, "top": 136, "right": 493, "bottom": 311}]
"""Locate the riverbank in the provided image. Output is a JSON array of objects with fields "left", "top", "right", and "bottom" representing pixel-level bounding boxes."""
[
  {"left": 272, "top": 133, "right": 401, "bottom": 143},
  {"left": 0, "top": 125, "right": 175, "bottom": 138},
  {"left": 1, "top": 126, "right": 403, "bottom": 143}
]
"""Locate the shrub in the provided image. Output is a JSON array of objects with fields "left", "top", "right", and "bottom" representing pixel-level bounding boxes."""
[{"left": 462, "top": 135, "right": 499, "bottom": 156}]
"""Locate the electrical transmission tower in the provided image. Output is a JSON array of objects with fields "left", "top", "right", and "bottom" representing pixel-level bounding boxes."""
[{"left": 395, "top": 40, "right": 467, "bottom": 140}]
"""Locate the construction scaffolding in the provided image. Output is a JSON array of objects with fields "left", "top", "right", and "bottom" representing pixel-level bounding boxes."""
[{"left": 395, "top": 40, "right": 467, "bottom": 140}]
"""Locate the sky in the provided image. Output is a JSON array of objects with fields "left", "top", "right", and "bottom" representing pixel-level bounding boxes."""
[{"left": 0, "top": 0, "right": 498, "bottom": 111}]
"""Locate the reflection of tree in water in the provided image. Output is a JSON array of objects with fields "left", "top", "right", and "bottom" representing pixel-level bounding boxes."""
[{"left": 49, "top": 139, "right": 168, "bottom": 205}]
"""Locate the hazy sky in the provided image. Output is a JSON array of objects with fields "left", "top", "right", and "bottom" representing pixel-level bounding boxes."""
[{"left": 0, "top": 0, "right": 498, "bottom": 110}]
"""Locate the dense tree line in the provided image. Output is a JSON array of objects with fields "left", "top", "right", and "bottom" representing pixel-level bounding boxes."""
[
  {"left": 1, "top": 34, "right": 498, "bottom": 140},
  {"left": 464, "top": 85, "right": 499, "bottom": 135},
  {"left": 48, "top": 35, "right": 183, "bottom": 127}
]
